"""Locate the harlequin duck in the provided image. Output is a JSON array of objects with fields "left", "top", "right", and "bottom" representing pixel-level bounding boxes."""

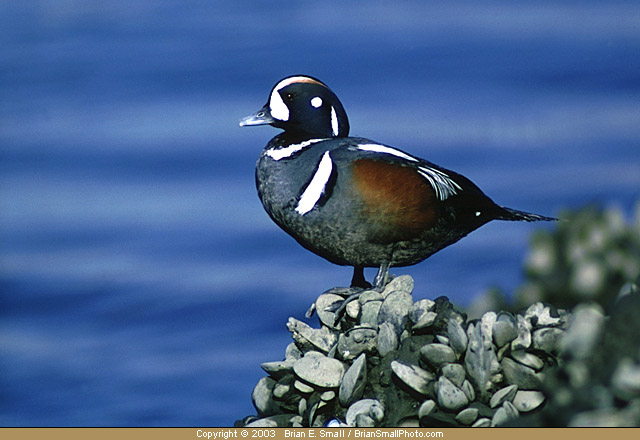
[{"left": 240, "top": 75, "right": 555, "bottom": 289}]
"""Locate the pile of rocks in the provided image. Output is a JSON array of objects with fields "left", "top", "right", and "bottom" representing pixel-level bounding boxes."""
[{"left": 237, "top": 275, "right": 575, "bottom": 427}]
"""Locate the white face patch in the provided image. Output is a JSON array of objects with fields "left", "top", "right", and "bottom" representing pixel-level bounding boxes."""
[
  {"left": 417, "top": 166, "right": 462, "bottom": 201},
  {"left": 310, "top": 96, "right": 323, "bottom": 108},
  {"left": 331, "top": 106, "right": 339, "bottom": 136},
  {"left": 356, "top": 144, "right": 418, "bottom": 162},
  {"left": 269, "top": 89, "right": 289, "bottom": 121},
  {"left": 295, "top": 151, "right": 334, "bottom": 215},
  {"left": 265, "top": 138, "right": 328, "bottom": 161}
]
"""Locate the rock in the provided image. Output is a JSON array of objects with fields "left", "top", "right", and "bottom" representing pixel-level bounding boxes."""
[
  {"left": 532, "top": 327, "right": 564, "bottom": 352},
  {"left": 246, "top": 414, "right": 302, "bottom": 427},
  {"left": 273, "top": 382, "right": 290, "bottom": 399},
  {"left": 346, "top": 300, "right": 360, "bottom": 320},
  {"left": 465, "top": 321, "right": 501, "bottom": 398},
  {"left": 441, "top": 363, "right": 466, "bottom": 388},
  {"left": 412, "top": 311, "right": 438, "bottom": 330},
  {"left": 493, "top": 313, "right": 518, "bottom": 348},
  {"left": 252, "top": 376, "right": 278, "bottom": 416},
  {"left": 524, "top": 302, "right": 561, "bottom": 327},
  {"left": 490, "top": 384, "right": 518, "bottom": 408},
  {"left": 513, "top": 390, "right": 545, "bottom": 412},
  {"left": 355, "top": 414, "right": 375, "bottom": 427},
  {"left": 377, "top": 322, "right": 398, "bottom": 357},
  {"left": 409, "top": 299, "right": 436, "bottom": 324},
  {"left": 285, "top": 342, "right": 302, "bottom": 361},
  {"left": 511, "top": 315, "right": 532, "bottom": 351},
  {"left": 320, "top": 390, "right": 336, "bottom": 401},
  {"left": 294, "top": 380, "right": 315, "bottom": 394},
  {"left": 461, "top": 380, "right": 475, "bottom": 402},
  {"left": 437, "top": 376, "right": 469, "bottom": 411},
  {"left": 472, "top": 417, "right": 491, "bottom": 427},
  {"left": 611, "top": 358, "right": 640, "bottom": 399},
  {"left": 339, "top": 353, "right": 367, "bottom": 407},
  {"left": 293, "top": 352, "right": 346, "bottom": 388},
  {"left": 501, "top": 357, "right": 544, "bottom": 389},
  {"left": 418, "top": 400, "right": 436, "bottom": 419},
  {"left": 447, "top": 318, "right": 468, "bottom": 354},
  {"left": 455, "top": 407, "right": 479, "bottom": 425},
  {"left": 382, "top": 275, "right": 414, "bottom": 296},
  {"left": 391, "top": 361, "right": 435, "bottom": 396},
  {"left": 559, "top": 303, "right": 605, "bottom": 360},
  {"left": 420, "top": 343, "right": 456, "bottom": 368},
  {"left": 337, "top": 327, "right": 377, "bottom": 361},
  {"left": 511, "top": 350, "right": 544, "bottom": 371},
  {"left": 360, "top": 300, "right": 382, "bottom": 328},
  {"left": 359, "top": 290, "right": 384, "bottom": 303},
  {"left": 378, "top": 291, "right": 413, "bottom": 333},
  {"left": 287, "top": 318, "right": 337, "bottom": 353},
  {"left": 261, "top": 360, "right": 295, "bottom": 379},
  {"left": 315, "top": 293, "right": 344, "bottom": 328},
  {"left": 345, "top": 399, "right": 384, "bottom": 427}
]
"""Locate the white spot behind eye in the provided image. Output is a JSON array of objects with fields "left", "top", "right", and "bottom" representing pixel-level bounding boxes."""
[
  {"left": 310, "top": 96, "right": 323, "bottom": 108},
  {"left": 269, "top": 89, "right": 289, "bottom": 121}
]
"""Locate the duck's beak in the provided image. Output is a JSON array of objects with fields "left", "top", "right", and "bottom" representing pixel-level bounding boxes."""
[{"left": 239, "top": 106, "right": 275, "bottom": 127}]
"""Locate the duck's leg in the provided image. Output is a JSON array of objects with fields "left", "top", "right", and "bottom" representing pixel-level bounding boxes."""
[
  {"left": 373, "top": 262, "right": 391, "bottom": 290},
  {"left": 350, "top": 266, "right": 372, "bottom": 288}
]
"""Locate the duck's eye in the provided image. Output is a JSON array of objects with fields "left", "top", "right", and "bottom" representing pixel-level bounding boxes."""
[
  {"left": 284, "top": 92, "right": 295, "bottom": 101},
  {"left": 310, "top": 96, "right": 323, "bottom": 108}
]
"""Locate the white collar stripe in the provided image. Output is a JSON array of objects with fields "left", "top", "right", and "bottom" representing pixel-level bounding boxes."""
[
  {"left": 265, "top": 138, "right": 328, "bottom": 161},
  {"left": 295, "top": 151, "right": 334, "bottom": 215}
]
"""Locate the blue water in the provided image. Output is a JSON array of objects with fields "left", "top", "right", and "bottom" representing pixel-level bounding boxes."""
[{"left": 1, "top": 0, "right": 639, "bottom": 427}]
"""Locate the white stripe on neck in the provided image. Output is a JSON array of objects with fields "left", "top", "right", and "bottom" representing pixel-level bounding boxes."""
[
  {"left": 295, "top": 151, "right": 334, "bottom": 215},
  {"left": 265, "top": 138, "right": 328, "bottom": 161}
]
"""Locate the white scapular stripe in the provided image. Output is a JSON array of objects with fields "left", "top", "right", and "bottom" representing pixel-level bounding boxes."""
[
  {"left": 357, "top": 143, "right": 461, "bottom": 201},
  {"left": 266, "top": 138, "right": 328, "bottom": 161},
  {"left": 357, "top": 144, "right": 418, "bottom": 162},
  {"left": 331, "top": 106, "right": 339, "bottom": 136},
  {"left": 417, "top": 166, "right": 462, "bottom": 201},
  {"left": 295, "top": 151, "right": 333, "bottom": 215}
]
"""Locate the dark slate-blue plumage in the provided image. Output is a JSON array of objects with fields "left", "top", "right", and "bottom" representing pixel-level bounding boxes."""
[{"left": 240, "top": 75, "right": 554, "bottom": 288}]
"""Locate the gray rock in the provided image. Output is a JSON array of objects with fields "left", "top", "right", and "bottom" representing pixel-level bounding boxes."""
[
  {"left": 501, "top": 357, "right": 544, "bottom": 389},
  {"left": 287, "top": 318, "right": 337, "bottom": 353},
  {"left": 337, "top": 327, "right": 377, "bottom": 361},
  {"left": 455, "top": 407, "right": 479, "bottom": 425},
  {"left": 461, "top": 379, "right": 476, "bottom": 402},
  {"left": 285, "top": 342, "right": 302, "bottom": 361},
  {"left": 246, "top": 415, "right": 302, "bottom": 427},
  {"left": 345, "top": 399, "right": 384, "bottom": 427},
  {"left": 346, "top": 300, "right": 360, "bottom": 320},
  {"left": 382, "top": 275, "right": 414, "bottom": 296},
  {"left": 511, "top": 350, "right": 544, "bottom": 371},
  {"left": 503, "top": 401, "right": 519, "bottom": 419},
  {"left": 369, "top": 402, "right": 384, "bottom": 422},
  {"left": 490, "top": 384, "right": 518, "bottom": 408},
  {"left": 513, "top": 390, "right": 545, "bottom": 412},
  {"left": 378, "top": 291, "right": 413, "bottom": 333},
  {"left": 493, "top": 313, "right": 518, "bottom": 347},
  {"left": 293, "top": 352, "right": 346, "bottom": 388},
  {"left": 465, "top": 322, "right": 501, "bottom": 398},
  {"left": 412, "top": 311, "right": 438, "bottom": 330},
  {"left": 355, "top": 414, "right": 375, "bottom": 427},
  {"left": 339, "top": 353, "right": 367, "bottom": 407},
  {"left": 359, "top": 290, "right": 384, "bottom": 303},
  {"left": 441, "top": 363, "right": 466, "bottom": 388},
  {"left": 320, "top": 390, "right": 336, "bottom": 401},
  {"left": 560, "top": 303, "right": 605, "bottom": 360},
  {"left": 447, "top": 318, "right": 468, "bottom": 354},
  {"left": 611, "top": 358, "right": 640, "bottom": 399},
  {"left": 359, "top": 300, "right": 382, "bottom": 328},
  {"left": 377, "top": 322, "right": 398, "bottom": 357},
  {"left": 511, "top": 315, "right": 532, "bottom": 351},
  {"left": 315, "top": 293, "right": 344, "bottom": 328},
  {"left": 261, "top": 360, "right": 295, "bottom": 379},
  {"left": 437, "top": 376, "right": 469, "bottom": 411},
  {"left": 409, "top": 299, "right": 436, "bottom": 324},
  {"left": 420, "top": 343, "right": 457, "bottom": 368},
  {"left": 252, "top": 376, "right": 278, "bottom": 416},
  {"left": 273, "top": 382, "right": 290, "bottom": 399},
  {"left": 472, "top": 417, "right": 491, "bottom": 427},
  {"left": 418, "top": 400, "right": 436, "bottom": 419},
  {"left": 491, "top": 406, "right": 512, "bottom": 427},
  {"left": 524, "top": 302, "right": 561, "bottom": 327},
  {"left": 532, "top": 327, "right": 564, "bottom": 352},
  {"left": 294, "top": 379, "right": 315, "bottom": 394},
  {"left": 480, "top": 312, "right": 497, "bottom": 343},
  {"left": 391, "top": 361, "right": 435, "bottom": 396}
]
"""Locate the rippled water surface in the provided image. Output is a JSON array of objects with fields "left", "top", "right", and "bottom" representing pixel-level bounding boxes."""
[{"left": 1, "top": 0, "right": 639, "bottom": 426}]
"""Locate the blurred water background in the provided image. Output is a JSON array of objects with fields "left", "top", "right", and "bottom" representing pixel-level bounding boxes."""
[{"left": 1, "top": 0, "right": 639, "bottom": 426}]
